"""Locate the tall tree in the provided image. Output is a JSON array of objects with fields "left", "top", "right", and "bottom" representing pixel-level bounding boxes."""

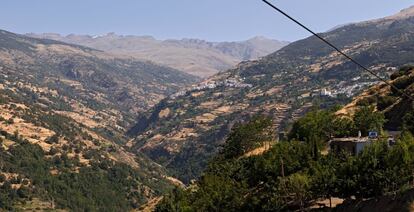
[
  {"left": 221, "top": 116, "right": 273, "bottom": 159},
  {"left": 403, "top": 112, "right": 414, "bottom": 134},
  {"left": 353, "top": 106, "right": 385, "bottom": 136}
]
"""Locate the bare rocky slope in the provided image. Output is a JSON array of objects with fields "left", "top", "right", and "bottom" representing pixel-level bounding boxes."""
[
  {"left": 27, "top": 33, "right": 289, "bottom": 77},
  {"left": 127, "top": 6, "right": 414, "bottom": 183}
]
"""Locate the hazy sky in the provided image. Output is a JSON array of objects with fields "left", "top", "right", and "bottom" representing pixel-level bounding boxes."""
[{"left": 1, "top": 1, "right": 413, "bottom": 42}]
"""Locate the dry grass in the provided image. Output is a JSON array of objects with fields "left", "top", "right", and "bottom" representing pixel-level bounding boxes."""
[
  {"left": 170, "top": 128, "right": 197, "bottom": 141},
  {"left": 336, "top": 81, "right": 391, "bottom": 117},
  {"left": 137, "top": 197, "right": 163, "bottom": 212},
  {"left": 13, "top": 198, "right": 64, "bottom": 211},
  {"left": 191, "top": 91, "right": 205, "bottom": 97},
  {"left": 310, "top": 198, "right": 344, "bottom": 209},
  {"left": 55, "top": 111, "right": 100, "bottom": 128},
  {"left": 158, "top": 108, "right": 171, "bottom": 118},
  {"left": 265, "top": 86, "right": 283, "bottom": 95},
  {"left": 0, "top": 106, "right": 55, "bottom": 151},
  {"left": 195, "top": 113, "right": 217, "bottom": 123},
  {"left": 242, "top": 142, "right": 275, "bottom": 158},
  {"left": 109, "top": 149, "right": 141, "bottom": 169},
  {"left": 164, "top": 176, "right": 185, "bottom": 188},
  {"left": 213, "top": 106, "right": 232, "bottom": 114},
  {"left": 1, "top": 138, "right": 15, "bottom": 150},
  {"left": 198, "top": 100, "right": 221, "bottom": 109}
]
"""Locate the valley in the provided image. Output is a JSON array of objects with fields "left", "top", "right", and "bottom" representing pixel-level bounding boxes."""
[
  {"left": 156, "top": 65, "right": 414, "bottom": 211},
  {"left": 1, "top": 3, "right": 414, "bottom": 211},
  {"left": 0, "top": 29, "right": 196, "bottom": 210},
  {"left": 128, "top": 6, "right": 414, "bottom": 182}
]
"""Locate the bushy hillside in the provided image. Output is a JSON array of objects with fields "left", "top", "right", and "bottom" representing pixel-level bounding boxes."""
[
  {"left": 338, "top": 66, "right": 414, "bottom": 132},
  {"left": 156, "top": 109, "right": 414, "bottom": 211},
  {"left": 155, "top": 69, "right": 414, "bottom": 210},
  {"left": 129, "top": 7, "right": 414, "bottom": 182},
  {"left": 0, "top": 30, "right": 197, "bottom": 210},
  {"left": 0, "top": 29, "right": 197, "bottom": 142}
]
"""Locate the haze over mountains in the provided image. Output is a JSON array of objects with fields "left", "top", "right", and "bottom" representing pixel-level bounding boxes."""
[{"left": 27, "top": 33, "right": 289, "bottom": 77}]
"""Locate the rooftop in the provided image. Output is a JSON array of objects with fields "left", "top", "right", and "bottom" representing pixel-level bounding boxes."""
[{"left": 330, "top": 137, "right": 371, "bottom": 143}]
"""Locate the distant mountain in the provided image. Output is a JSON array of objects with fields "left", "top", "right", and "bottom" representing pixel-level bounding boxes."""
[
  {"left": 0, "top": 29, "right": 196, "bottom": 210},
  {"left": 26, "top": 33, "right": 289, "bottom": 77},
  {"left": 127, "top": 6, "right": 414, "bottom": 182}
]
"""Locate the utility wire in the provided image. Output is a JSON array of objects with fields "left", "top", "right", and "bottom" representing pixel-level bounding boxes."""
[{"left": 262, "top": 0, "right": 414, "bottom": 101}]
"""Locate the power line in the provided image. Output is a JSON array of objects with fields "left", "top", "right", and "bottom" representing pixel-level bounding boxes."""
[{"left": 262, "top": 0, "right": 414, "bottom": 101}]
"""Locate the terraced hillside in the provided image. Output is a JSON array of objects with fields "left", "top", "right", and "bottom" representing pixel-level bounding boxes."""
[
  {"left": 128, "top": 6, "right": 414, "bottom": 182},
  {"left": 154, "top": 68, "right": 414, "bottom": 211},
  {"left": 337, "top": 65, "right": 414, "bottom": 132},
  {"left": 0, "top": 30, "right": 197, "bottom": 210},
  {"left": 0, "top": 29, "right": 198, "bottom": 142}
]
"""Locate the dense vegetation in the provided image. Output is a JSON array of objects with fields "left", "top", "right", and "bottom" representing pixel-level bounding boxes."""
[
  {"left": 0, "top": 130, "right": 172, "bottom": 211},
  {"left": 156, "top": 102, "right": 414, "bottom": 211},
  {"left": 0, "top": 86, "right": 173, "bottom": 210}
]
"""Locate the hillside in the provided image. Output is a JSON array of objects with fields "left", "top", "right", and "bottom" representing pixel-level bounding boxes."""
[
  {"left": 0, "top": 30, "right": 197, "bottom": 210},
  {"left": 128, "top": 6, "right": 414, "bottom": 182},
  {"left": 154, "top": 67, "right": 414, "bottom": 212},
  {"left": 0, "top": 29, "right": 198, "bottom": 138},
  {"left": 27, "top": 33, "right": 289, "bottom": 77},
  {"left": 337, "top": 65, "right": 414, "bottom": 131}
]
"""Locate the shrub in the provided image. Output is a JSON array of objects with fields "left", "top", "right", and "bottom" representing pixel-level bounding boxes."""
[
  {"left": 377, "top": 95, "right": 396, "bottom": 110},
  {"left": 0, "top": 174, "right": 6, "bottom": 183},
  {"left": 392, "top": 75, "right": 414, "bottom": 91}
]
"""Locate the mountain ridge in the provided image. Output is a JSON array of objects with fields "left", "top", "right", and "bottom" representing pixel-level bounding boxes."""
[
  {"left": 128, "top": 7, "right": 414, "bottom": 182},
  {"left": 26, "top": 32, "right": 289, "bottom": 77},
  {"left": 0, "top": 29, "right": 198, "bottom": 210}
]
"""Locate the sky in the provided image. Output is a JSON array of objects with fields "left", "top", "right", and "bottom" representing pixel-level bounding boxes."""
[{"left": 1, "top": 0, "right": 413, "bottom": 42}]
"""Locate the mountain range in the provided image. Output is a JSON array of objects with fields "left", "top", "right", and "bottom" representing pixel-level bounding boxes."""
[
  {"left": 26, "top": 33, "right": 289, "bottom": 77},
  {"left": 127, "top": 6, "right": 414, "bottom": 182},
  {"left": 1, "top": 4, "right": 414, "bottom": 211},
  {"left": 0, "top": 29, "right": 196, "bottom": 210},
  {"left": 0, "top": 28, "right": 288, "bottom": 210}
]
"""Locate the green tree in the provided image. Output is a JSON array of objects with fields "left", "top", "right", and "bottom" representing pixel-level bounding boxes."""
[
  {"left": 191, "top": 174, "right": 246, "bottom": 211},
  {"left": 385, "top": 132, "right": 414, "bottom": 193},
  {"left": 331, "top": 117, "right": 356, "bottom": 137},
  {"left": 403, "top": 112, "right": 414, "bottom": 134},
  {"left": 289, "top": 110, "right": 335, "bottom": 142},
  {"left": 283, "top": 173, "right": 311, "bottom": 210},
  {"left": 155, "top": 108, "right": 414, "bottom": 211},
  {"left": 310, "top": 155, "right": 339, "bottom": 207},
  {"left": 156, "top": 187, "right": 192, "bottom": 212},
  {"left": 221, "top": 116, "right": 273, "bottom": 159},
  {"left": 353, "top": 106, "right": 385, "bottom": 136}
]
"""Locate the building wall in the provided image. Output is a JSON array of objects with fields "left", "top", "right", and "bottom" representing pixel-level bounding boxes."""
[
  {"left": 355, "top": 141, "right": 372, "bottom": 155},
  {"left": 331, "top": 140, "right": 373, "bottom": 155}
]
